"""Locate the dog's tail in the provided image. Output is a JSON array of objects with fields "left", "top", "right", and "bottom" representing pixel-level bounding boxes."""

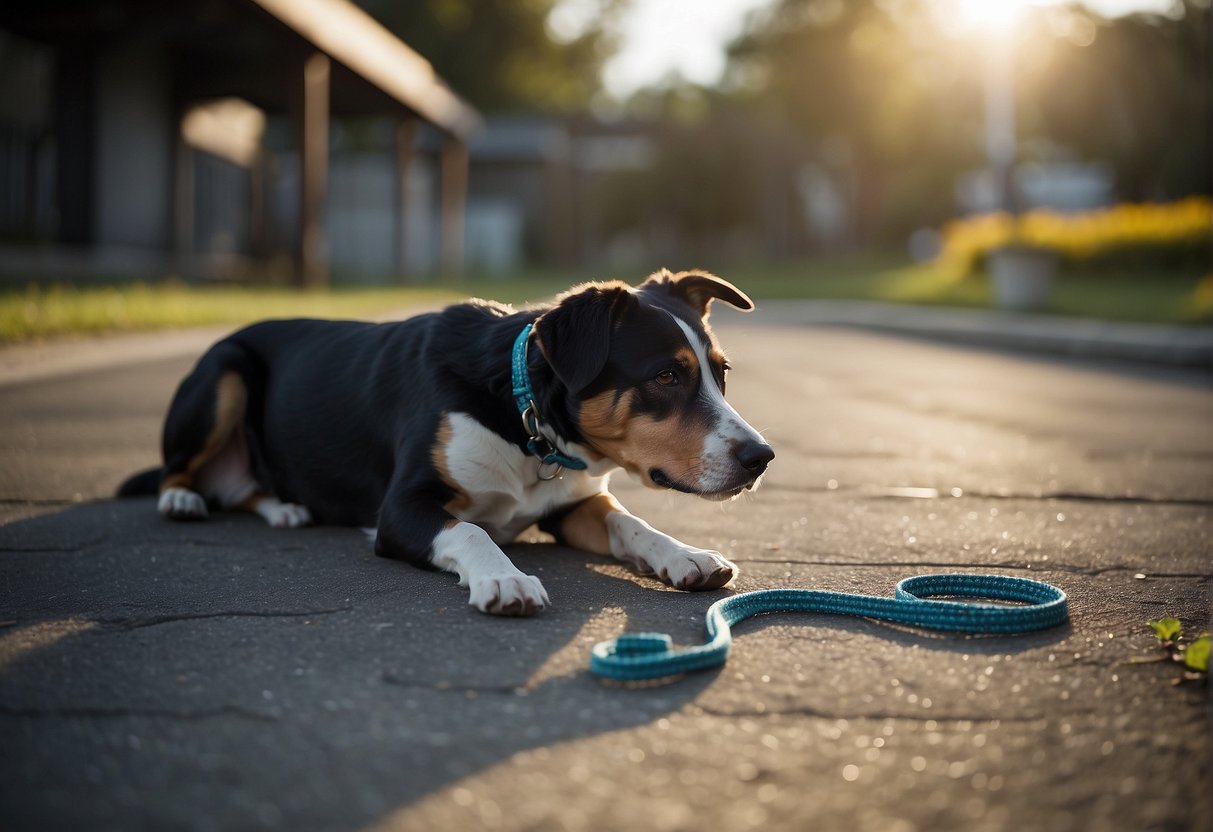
[{"left": 116, "top": 467, "right": 163, "bottom": 498}]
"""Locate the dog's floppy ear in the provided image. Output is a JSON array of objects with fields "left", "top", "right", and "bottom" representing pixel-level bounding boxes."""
[
  {"left": 642, "top": 268, "right": 754, "bottom": 318},
  {"left": 533, "top": 282, "right": 633, "bottom": 394}
]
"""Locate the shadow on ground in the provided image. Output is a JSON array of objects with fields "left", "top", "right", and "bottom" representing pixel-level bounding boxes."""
[
  {"left": 0, "top": 497, "right": 1082, "bottom": 831},
  {"left": 0, "top": 499, "right": 722, "bottom": 830}
]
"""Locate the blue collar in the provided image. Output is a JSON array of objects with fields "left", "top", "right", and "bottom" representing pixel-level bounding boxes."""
[{"left": 511, "top": 323, "right": 587, "bottom": 476}]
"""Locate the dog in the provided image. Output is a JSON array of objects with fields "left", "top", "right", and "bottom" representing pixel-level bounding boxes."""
[{"left": 117, "top": 269, "right": 774, "bottom": 616}]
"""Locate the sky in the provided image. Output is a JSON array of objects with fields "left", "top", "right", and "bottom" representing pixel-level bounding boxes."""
[{"left": 584, "top": 0, "right": 1185, "bottom": 99}]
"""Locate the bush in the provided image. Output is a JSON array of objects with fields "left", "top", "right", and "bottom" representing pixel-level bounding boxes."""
[{"left": 938, "top": 197, "right": 1212, "bottom": 275}]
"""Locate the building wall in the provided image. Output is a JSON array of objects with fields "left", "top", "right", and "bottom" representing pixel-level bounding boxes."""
[{"left": 93, "top": 44, "right": 173, "bottom": 250}]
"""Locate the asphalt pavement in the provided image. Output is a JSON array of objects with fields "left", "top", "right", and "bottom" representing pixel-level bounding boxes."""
[{"left": 1, "top": 312, "right": 1210, "bottom": 831}]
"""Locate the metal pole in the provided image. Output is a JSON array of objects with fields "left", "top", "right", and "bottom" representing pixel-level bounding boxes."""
[{"left": 984, "top": 37, "right": 1017, "bottom": 214}]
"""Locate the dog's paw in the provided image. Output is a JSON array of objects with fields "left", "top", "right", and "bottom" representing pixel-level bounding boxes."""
[
  {"left": 158, "top": 487, "right": 208, "bottom": 521},
  {"left": 657, "top": 548, "right": 738, "bottom": 591},
  {"left": 258, "top": 501, "right": 313, "bottom": 529},
  {"left": 468, "top": 572, "right": 549, "bottom": 616}
]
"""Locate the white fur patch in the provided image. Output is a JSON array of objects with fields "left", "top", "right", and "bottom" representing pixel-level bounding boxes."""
[
  {"left": 194, "top": 427, "right": 258, "bottom": 509},
  {"left": 668, "top": 314, "right": 767, "bottom": 494},
  {"left": 605, "top": 511, "right": 737, "bottom": 590},
  {"left": 158, "top": 487, "right": 208, "bottom": 520},
  {"left": 440, "top": 412, "right": 610, "bottom": 544},
  {"left": 251, "top": 497, "right": 313, "bottom": 529},
  {"left": 432, "top": 521, "right": 549, "bottom": 615}
]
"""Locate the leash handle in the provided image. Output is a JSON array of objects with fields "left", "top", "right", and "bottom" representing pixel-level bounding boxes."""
[{"left": 589, "top": 574, "right": 1069, "bottom": 682}]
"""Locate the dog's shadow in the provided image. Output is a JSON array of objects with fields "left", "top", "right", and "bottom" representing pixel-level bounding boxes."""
[
  {"left": 0, "top": 499, "right": 721, "bottom": 830},
  {"left": 0, "top": 499, "right": 1072, "bottom": 831}
]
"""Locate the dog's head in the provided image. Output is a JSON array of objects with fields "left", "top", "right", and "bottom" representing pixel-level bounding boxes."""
[{"left": 534, "top": 269, "right": 773, "bottom": 500}]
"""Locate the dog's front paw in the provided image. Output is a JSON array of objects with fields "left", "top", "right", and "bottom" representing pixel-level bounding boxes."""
[
  {"left": 468, "top": 573, "right": 549, "bottom": 616},
  {"left": 658, "top": 548, "right": 738, "bottom": 591}
]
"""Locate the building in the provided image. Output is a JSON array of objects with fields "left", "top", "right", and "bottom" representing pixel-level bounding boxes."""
[{"left": 0, "top": 0, "right": 478, "bottom": 285}]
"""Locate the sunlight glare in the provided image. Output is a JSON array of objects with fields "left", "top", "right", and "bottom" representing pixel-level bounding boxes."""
[{"left": 956, "top": 0, "right": 1028, "bottom": 32}]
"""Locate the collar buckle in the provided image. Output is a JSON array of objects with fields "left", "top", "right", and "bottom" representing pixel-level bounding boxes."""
[
  {"left": 522, "top": 402, "right": 565, "bottom": 480},
  {"left": 512, "top": 323, "right": 587, "bottom": 478}
]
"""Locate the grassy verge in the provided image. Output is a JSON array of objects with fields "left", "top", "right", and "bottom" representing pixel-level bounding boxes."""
[
  {"left": 2, "top": 257, "right": 1207, "bottom": 343},
  {"left": 0, "top": 282, "right": 465, "bottom": 343},
  {"left": 719, "top": 256, "right": 1212, "bottom": 324}
]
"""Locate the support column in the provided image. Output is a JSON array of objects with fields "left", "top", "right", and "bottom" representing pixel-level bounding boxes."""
[
  {"left": 298, "top": 52, "right": 330, "bottom": 288},
  {"left": 53, "top": 44, "right": 96, "bottom": 245},
  {"left": 440, "top": 136, "right": 468, "bottom": 279},
  {"left": 173, "top": 137, "right": 194, "bottom": 257},
  {"left": 394, "top": 119, "right": 419, "bottom": 281}
]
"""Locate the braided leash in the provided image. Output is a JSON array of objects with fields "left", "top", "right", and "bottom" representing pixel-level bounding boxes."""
[{"left": 589, "top": 574, "right": 1068, "bottom": 681}]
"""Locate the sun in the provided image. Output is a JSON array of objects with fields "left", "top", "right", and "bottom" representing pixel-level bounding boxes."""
[{"left": 955, "top": 0, "right": 1029, "bottom": 32}]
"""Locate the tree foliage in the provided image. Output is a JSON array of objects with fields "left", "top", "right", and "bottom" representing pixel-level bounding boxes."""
[
  {"left": 723, "top": 0, "right": 1210, "bottom": 243},
  {"left": 355, "top": 0, "right": 620, "bottom": 113}
]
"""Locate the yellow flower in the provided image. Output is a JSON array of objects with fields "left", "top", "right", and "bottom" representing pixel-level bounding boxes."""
[{"left": 938, "top": 198, "right": 1213, "bottom": 274}]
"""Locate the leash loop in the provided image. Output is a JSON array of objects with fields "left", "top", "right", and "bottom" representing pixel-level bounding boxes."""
[{"left": 589, "top": 573, "right": 1069, "bottom": 682}]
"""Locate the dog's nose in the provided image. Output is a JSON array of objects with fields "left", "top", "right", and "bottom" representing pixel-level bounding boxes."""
[{"left": 733, "top": 440, "right": 774, "bottom": 475}]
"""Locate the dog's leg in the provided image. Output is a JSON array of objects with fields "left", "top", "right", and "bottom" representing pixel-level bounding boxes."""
[
  {"left": 547, "top": 492, "right": 737, "bottom": 591},
  {"left": 160, "top": 343, "right": 312, "bottom": 528},
  {"left": 158, "top": 344, "right": 251, "bottom": 520},
  {"left": 375, "top": 489, "right": 548, "bottom": 616}
]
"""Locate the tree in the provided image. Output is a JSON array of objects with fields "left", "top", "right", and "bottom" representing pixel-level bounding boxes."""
[
  {"left": 723, "top": 0, "right": 1210, "bottom": 244},
  {"left": 355, "top": 0, "right": 622, "bottom": 113},
  {"left": 1019, "top": 0, "right": 1210, "bottom": 200}
]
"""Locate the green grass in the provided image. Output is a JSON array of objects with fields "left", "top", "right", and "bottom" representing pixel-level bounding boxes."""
[
  {"left": 1, "top": 257, "right": 1207, "bottom": 343},
  {"left": 0, "top": 282, "right": 465, "bottom": 343},
  {"left": 716, "top": 256, "right": 1212, "bottom": 324}
]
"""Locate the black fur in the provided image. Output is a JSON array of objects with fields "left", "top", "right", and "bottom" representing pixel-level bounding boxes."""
[
  {"left": 116, "top": 467, "right": 162, "bottom": 497},
  {"left": 121, "top": 273, "right": 762, "bottom": 574}
]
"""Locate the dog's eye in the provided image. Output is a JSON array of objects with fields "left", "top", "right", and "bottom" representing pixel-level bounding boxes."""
[{"left": 655, "top": 370, "right": 678, "bottom": 386}]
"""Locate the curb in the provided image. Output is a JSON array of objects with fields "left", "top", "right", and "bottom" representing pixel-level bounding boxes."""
[{"left": 750, "top": 300, "right": 1213, "bottom": 370}]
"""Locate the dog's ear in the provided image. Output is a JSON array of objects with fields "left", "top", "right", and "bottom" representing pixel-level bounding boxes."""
[
  {"left": 533, "top": 282, "right": 633, "bottom": 394},
  {"left": 642, "top": 268, "right": 754, "bottom": 318}
]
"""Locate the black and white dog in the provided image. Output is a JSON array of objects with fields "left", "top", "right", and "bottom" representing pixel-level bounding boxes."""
[{"left": 118, "top": 270, "right": 774, "bottom": 615}]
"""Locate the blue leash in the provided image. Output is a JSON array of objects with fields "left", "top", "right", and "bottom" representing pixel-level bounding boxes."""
[{"left": 589, "top": 574, "right": 1068, "bottom": 681}]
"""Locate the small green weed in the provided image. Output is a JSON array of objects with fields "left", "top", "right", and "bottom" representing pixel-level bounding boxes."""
[{"left": 1138, "top": 617, "right": 1209, "bottom": 684}]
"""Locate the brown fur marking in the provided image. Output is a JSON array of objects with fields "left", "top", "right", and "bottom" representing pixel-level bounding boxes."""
[
  {"left": 557, "top": 492, "right": 625, "bottom": 555},
  {"left": 160, "top": 371, "right": 246, "bottom": 494},
  {"left": 578, "top": 389, "right": 710, "bottom": 487},
  {"left": 674, "top": 346, "right": 697, "bottom": 372},
  {"left": 431, "top": 415, "right": 473, "bottom": 515},
  {"left": 160, "top": 471, "right": 192, "bottom": 492}
]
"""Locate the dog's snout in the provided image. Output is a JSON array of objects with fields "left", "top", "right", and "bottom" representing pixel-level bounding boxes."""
[{"left": 733, "top": 440, "right": 774, "bottom": 475}]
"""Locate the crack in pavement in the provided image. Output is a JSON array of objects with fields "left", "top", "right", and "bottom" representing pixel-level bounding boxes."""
[
  {"left": 731, "top": 558, "right": 1211, "bottom": 579},
  {"left": 691, "top": 704, "right": 1049, "bottom": 723},
  {"left": 0, "top": 703, "right": 279, "bottom": 722},
  {"left": 761, "top": 483, "right": 1211, "bottom": 507},
  {"left": 967, "top": 490, "right": 1212, "bottom": 508},
  {"left": 94, "top": 606, "right": 355, "bottom": 631},
  {"left": 0, "top": 540, "right": 111, "bottom": 553}
]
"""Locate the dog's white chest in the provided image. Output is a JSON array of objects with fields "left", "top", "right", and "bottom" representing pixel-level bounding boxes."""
[{"left": 439, "top": 412, "right": 607, "bottom": 544}]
